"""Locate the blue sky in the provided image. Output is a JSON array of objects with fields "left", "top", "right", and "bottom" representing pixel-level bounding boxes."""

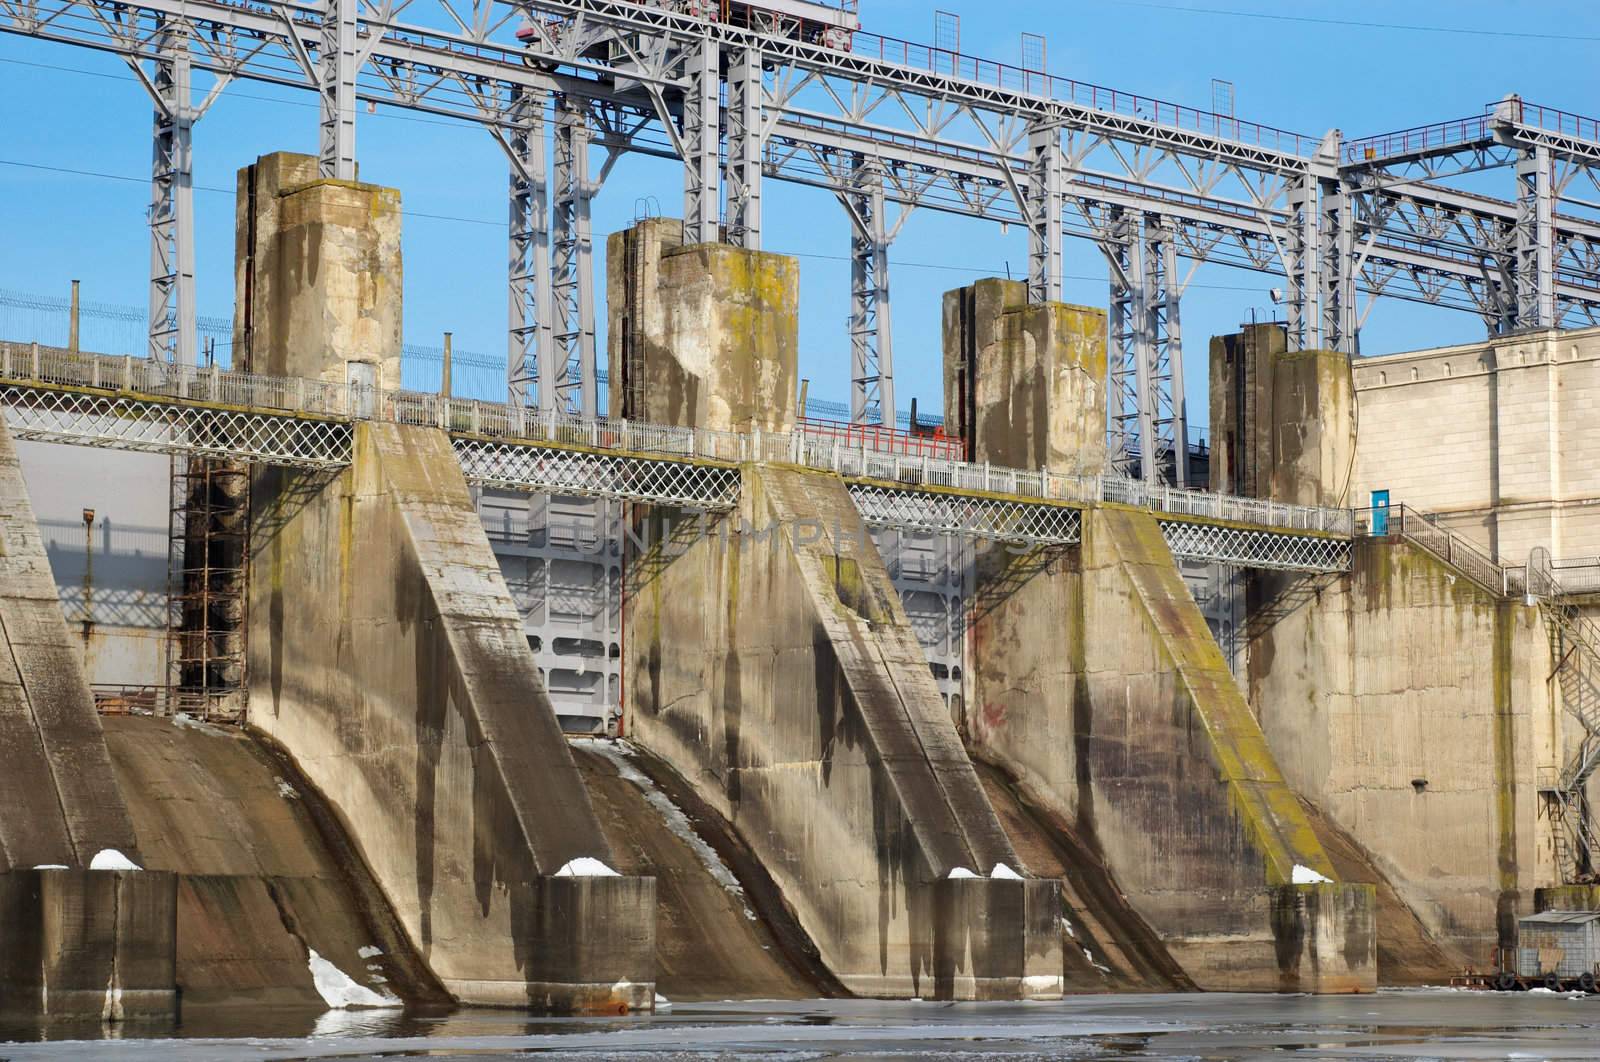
[{"left": 2, "top": 0, "right": 1598, "bottom": 427}]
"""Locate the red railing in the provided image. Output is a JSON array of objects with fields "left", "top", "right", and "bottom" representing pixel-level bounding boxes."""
[
  {"left": 1343, "top": 115, "right": 1490, "bottom": 164},
  {"left": 799, "top": 417, "right": 966, "bottom": 462},
  {"left": 1510, "top": 100, "right": 1600, "bottom": 145}
]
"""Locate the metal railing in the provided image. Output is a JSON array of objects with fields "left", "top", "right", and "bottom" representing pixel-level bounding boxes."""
[
  {"left": 1357, "top": 504, "right": 1510, "bottom": 595},
  {"left": 0, "top": 341, "right": 1355, "bottom": 538},
  {"left": 844, "top": 30, "right": 1313, "bottom": 157}
]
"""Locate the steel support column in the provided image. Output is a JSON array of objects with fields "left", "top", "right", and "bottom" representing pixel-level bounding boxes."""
[
  {"left": 318, "top": 0, "right": 357, "bottom": 180},
  {"left": 724, "top": 46, "right": 764, "bottom": 250},
  {"left": 145, "top": 21, "right": 196, "bottom": 367},
  {"left": 682, "top": 38, "right": 721, "bottom": 246},
  {"left": 1516, "top": 144, "right": 1557, "bottom": 330},
  {"left": 1283, "top": 175, "right": 1319, "bottom": 350},
  {"left": 506, "top": 87, "right": 554, "bottom": 409},
  {"left": 1318, "top": 177, "right": 1358, "bottom": 354},
  {"left": 846, "top": 155, "right": 894, "bottom": 425},
  {"left": 1106, "top": 206, "right": 1143, "bottom": 477},
  {"left": 553, "top": 93, "right": 597, "bottom": 417},
  {"left": 1109, "top": 211, "right": 1186, "bottom": 484},
  {"left": 1148, "top": 221, "right": 1187, "bottom": 487},
  {"left": 1026, "top": 123, "right": 1063, "bottom": 304}
]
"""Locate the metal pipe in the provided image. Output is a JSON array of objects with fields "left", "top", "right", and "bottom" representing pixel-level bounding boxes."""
[
  {"left": 81, "top": 507, "right": 95, "bottom": 649},
  {"left": 69, "top": 280, "right": 80, "bottom": 354}
]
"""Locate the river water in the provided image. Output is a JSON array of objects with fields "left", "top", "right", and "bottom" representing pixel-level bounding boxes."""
[{"left": 3, "top": 991, "right": 1599, "bottom": 1060}]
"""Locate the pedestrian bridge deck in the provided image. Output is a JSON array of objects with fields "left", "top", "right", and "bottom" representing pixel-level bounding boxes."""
[{"left": 0, "top": 342, "right": 1351, "bottom": 572}]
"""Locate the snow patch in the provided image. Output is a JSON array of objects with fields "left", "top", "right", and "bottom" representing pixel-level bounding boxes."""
[
  {"left": 1022, "top": 974, "right": 1063, "bottom": 996},
  {"left": 1059, "top": 917, "right": 1076, "bottom": 939},
  {"left": 306, "top": 949, "right": 401, "bottom": 1010},
  {"left": 579, "top": 741, "right": 755, "bottom": 918},
  {"left": 555, "top": 857, "right": 620, "bottom": 878},
  {"left": 947, "top": 867, "right": 977, "bottom": 879},
  {"left": 33, "top": 864, "right": 68, "bottom": 871},
  {"left": 357, "top": 945, "right": 383, "bottom": 959},
  {"left": 1291, "top": 864, "right": 1332, "bottom": 885},
  {"left": 654, "top": 993, "right": 672, "bottom": 1010},
  {"left": 990, "top": 863, "right": 1023, "bottom": 880},
  {"left": 275, "top": 778, "right": 300, "bottom": 800},
  {"left": 90, "top": 849, "right": 141, "bottom": 871},
  {"left": 171, "top": 712, "right": 231, "bottom": 737}
]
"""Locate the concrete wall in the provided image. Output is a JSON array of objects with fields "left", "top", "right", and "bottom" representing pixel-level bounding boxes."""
[
  {"left": 942, "top": 278, "right": 1107, "bottom": 474},
  {"left": 247, "top": 421, "right": 654, "bottom": 1011},
  {"left": 624, "top": 463, "right": 1063, "bottom": 999},
  {"left": 607, "top": 217, "right": 799, "bottom": 432},
  {"left": 232, "top": 152, "right": 403, "bottom": 391},
  {"left": 1247, "top": 540, "right": 1553, "bottom": 965},
  {"left": 965, "top": 508, "right": 1374, "bottom": 992},
  {"left": 13, "top": 442, "right": 169, "bottom": 689},
  {"left": 1349, "top": 326, "right": 1600, "bottom": 562}
]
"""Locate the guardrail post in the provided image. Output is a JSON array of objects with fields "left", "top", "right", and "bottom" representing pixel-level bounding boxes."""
[
  {"left": 210, "top": 363, "right": 221, "bottom": 400},
  {"left": 472, "top": 401, "right": 482, "bottom": 435},
  {"left": 121, "top": 355, "right": 132, "bottom": 392},
  {"left": 30, "top": 341, "right": 40, "bottom": 380}
]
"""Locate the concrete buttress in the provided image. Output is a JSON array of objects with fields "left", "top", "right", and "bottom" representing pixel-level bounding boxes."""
[{"left": 248, "top": 422, "right": 655, "bottom": 1009}]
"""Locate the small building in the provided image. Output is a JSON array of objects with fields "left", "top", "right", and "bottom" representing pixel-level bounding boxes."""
[{"left": 1516, "top": 911, "right": 1600, "bottom": 979}]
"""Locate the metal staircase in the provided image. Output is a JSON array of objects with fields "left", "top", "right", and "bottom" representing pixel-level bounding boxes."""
[{"left": 1529, "top": 548, "right": 1600, "bottom": 883}]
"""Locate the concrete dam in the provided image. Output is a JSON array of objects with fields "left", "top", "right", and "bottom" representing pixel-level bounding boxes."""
[{"left": 1, "top": 150, "right": 1593, "bottom": 1020}]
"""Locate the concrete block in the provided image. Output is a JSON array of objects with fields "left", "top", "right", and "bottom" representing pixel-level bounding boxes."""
[
  {"left": 523, "top": 875, "right": 657, "bottom": 1014},
  {"left": 943, "top": 278, "right": 1107, "bottom": 474},
  {"left": 1269, "top": 882, "right": 1376, "bottom": 993},
  {"left": 0, "top": 869, "right": 177, "bottom": 1020}
]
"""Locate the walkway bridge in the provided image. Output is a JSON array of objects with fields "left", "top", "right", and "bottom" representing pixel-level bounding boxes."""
[{"left": 0, "top": 340, "right": 1352, "bottom": 574}]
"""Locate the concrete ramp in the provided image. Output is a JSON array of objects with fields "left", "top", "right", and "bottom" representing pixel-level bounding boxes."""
[
  {"left": 248, "top": 421, "right": 654, "bottom": 1011},
  {"left": 626, "top": 463, "right": 1061, "bottom": 999},
  {"left": 102, "top": 713, "right": 446, "bottom": 1009},
  {"left": 967, "top": 507, "right": 1375, "bottom": 992}
]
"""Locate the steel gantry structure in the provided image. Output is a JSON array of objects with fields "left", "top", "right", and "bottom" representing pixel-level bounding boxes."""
[{"left": 6, "top": 0, "right": 1600, "bottom": 483}]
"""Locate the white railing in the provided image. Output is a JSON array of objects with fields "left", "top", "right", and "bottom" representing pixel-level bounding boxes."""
[{"left": 0, "top": 340, "right": 1355, "bottom": 538}]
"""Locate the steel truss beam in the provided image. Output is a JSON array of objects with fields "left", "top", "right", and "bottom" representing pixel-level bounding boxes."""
[
  {"left": 454, "top": 437, "right": 741, "bottom": 508},
  {"left": 0, "top": 384, "right": 353, "bottom": 467},
  {"left": 1158, "top": 519, "right": 1351, "bottom": 573},
  {"left": 848, "top": 483, "right": 1082, "bottom": 547},
  {"left": 8, "top": 0, "right": 1600, "bottom": 442}
]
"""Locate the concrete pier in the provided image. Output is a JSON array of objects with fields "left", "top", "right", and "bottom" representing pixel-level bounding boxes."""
[
  {"left": 614, "top": 222, "right": 1063, "bottom": 1000},
  {"left": 239, "top": 154, "right": 655, "bottom": 1012},
  {"left": 1215, "top": 324, "right": 1546, "bottom": 971},
  {"left": 950, "top": 283, "right": 1376, "bottom": 993}
]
